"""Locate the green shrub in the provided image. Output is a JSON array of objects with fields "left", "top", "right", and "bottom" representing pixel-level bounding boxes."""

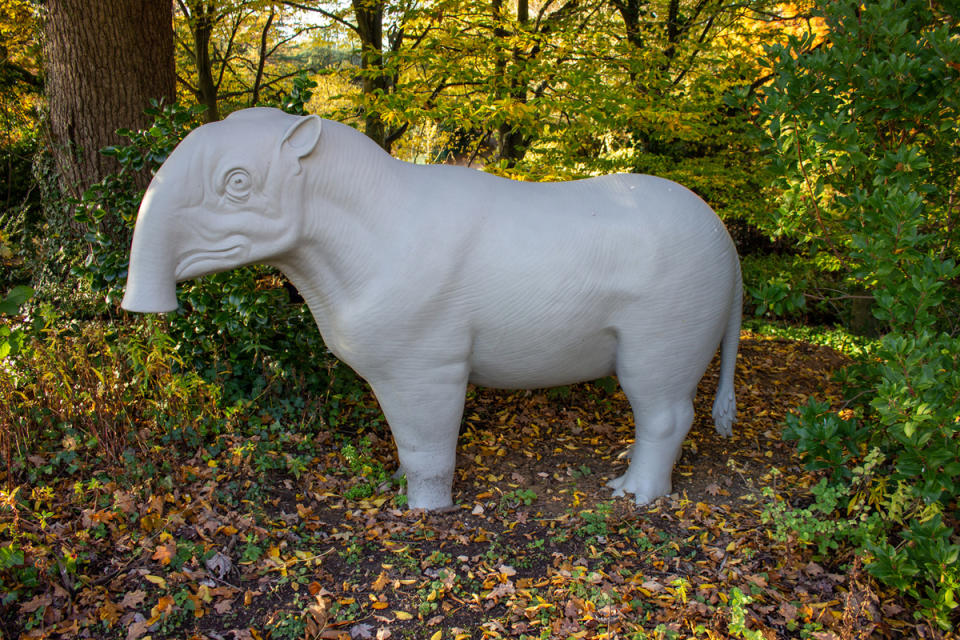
[
  {"left": 0, "top": 131, "right": 43, "bottom": 294},
  {"left": 782, "top": 400, "right": 870, "bottom": 483},
  {"left": 0, "top": 286, "right": 33, "bottom": 359},
  {"left": 755, "top": 0, "right": 960, "bottom": 629}
]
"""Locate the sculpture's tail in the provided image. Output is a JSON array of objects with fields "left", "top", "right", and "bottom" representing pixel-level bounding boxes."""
[{"left": 711, "top": 262, "right": 742, "bottom": 436}]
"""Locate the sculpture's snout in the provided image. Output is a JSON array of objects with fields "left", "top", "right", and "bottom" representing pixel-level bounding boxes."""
[
  {"left": 121, "top": 272, "right": 178, "bottom": 313},
  {"left": 121, "top": 187, "right": 179, "bottom": 313}
]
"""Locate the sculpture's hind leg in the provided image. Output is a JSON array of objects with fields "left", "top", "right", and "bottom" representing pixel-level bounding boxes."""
[
  {"left": 606, "top": 359, "right": 697, "bottom": 504},
  {"left": 606, "top": 398, "right": 694, "bottom": 504}
]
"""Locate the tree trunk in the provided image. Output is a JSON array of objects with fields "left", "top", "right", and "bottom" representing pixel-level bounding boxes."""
[
  {"left": 492, "top": 0, "right": 530, "bottom": 166},
  {"left": 354, "top": 0, "right": 389, "bottom": 150},
  {"left": 44, "top": 0, "right": 176, "bottom": 197},
  {"left": 184, "top": 1, "right": 221, "bottom": 123},
  {"left": 611, "top": 0, "right": 647, "bottom": 51}
]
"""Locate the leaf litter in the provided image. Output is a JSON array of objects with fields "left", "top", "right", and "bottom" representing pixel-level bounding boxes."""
[{"left": 0, "top": 332, "right": 947, "bottom": 639}]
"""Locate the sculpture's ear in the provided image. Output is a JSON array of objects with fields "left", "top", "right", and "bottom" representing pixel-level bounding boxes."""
[{"left": 280, "top": 115, "right": 322, "bottom": 173}]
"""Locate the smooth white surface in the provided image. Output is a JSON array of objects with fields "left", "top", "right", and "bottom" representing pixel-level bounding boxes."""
[{"left": 122, "top": 107, "right": 743, "bottom": 510}]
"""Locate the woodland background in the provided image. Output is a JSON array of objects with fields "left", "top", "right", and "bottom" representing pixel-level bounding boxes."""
[{"left": 1, "top": 1, "right": 959, "bottom": 638}]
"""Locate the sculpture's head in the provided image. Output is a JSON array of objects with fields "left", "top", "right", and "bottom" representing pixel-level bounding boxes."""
[{"left": 121, "top": 108, "right": 322, "bottom": 313}]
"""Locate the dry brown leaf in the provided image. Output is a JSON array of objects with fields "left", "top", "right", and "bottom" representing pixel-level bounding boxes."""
[
  {"left": 19, "top": 594, "right": 52, "bottom": 614},
  {"left": 126, "top": 615, "right": 150, "bottom": 640},
  {"left": 119, "top": 590, "right": 147, "bottom": 610},
  {"left": 214, "top": 598, "right": 234, "bottom": 614},
  {"left": 641, "top": 579, "right": 665, "bottom": 593}
]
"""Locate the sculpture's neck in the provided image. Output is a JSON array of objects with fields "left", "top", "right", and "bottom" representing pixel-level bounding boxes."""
[{"left": 271, "top": 121, "right": 410, "bottom": 329}]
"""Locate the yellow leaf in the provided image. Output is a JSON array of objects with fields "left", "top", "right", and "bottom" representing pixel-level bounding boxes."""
[
  {"left": 99, "top": 599, "right": 121, "bottom": 626},
  {"left": 394, "top": 610, "right": 413, "bottom": 620},
  {"left": 430, "top": 631, "right": 442, "bottom": 640},
  {"left": 139, "top": 513, "right": 162, "bottom": 532},
  {"left": 144, "top": 575, "right": 167, "bottom": 589},
  {"left": 195, "top": 584, "right": 213, "bottom": 603}
]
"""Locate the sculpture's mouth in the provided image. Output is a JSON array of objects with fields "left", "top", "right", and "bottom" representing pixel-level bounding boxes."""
[{"left": 175, "top": 243, "right": 247, "bottom": 281}]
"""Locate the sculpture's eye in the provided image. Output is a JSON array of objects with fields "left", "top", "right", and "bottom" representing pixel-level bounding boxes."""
[{"left": 224, "top": 169, "right": 252, "bottom": 200}]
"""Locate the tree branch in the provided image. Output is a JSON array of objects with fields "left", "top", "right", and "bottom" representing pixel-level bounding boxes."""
[
  {"left": 280, "top": 1, "right": 359, "bottom": 34},
  {"left": 0, "top": 61, "right": 42, "bottom": 90},
  {"left": 215, "top": 9, "right": 248, "bottom": 92},
  {"left": 251, "top": 11, "right": 276, "bottom": 105},
  {"left": 176, "top": 72, "right": 199, "bottom": 94}
]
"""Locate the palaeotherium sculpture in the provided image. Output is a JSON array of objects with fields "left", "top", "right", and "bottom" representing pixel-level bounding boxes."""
[{"left": 122, "top": 107, "right": 742, "bottom": 510}]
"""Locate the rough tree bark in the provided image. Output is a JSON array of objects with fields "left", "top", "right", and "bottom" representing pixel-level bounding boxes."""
[{"left": 44, "top": 0, "right": 176, "bottom": 197}]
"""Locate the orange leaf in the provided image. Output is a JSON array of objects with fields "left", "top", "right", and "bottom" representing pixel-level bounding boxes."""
[
  {"left": 371, "top": 572, "right": 390, "bottom": 592},
  {"left": 187, "top": 595, "right": 205, "bottom": 618},
  {"left": 149, "top": 595, "right": 175, "bottom": 622},
  {"left": 152, "top": 542, "right": 176, "bottom": 566}
]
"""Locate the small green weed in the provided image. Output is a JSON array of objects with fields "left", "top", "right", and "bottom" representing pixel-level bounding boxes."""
[
  {"left": 577, "top": 501, "right": 613, "bottom": 542},
  {"left": 340, "top": 436, "right": 398, "bottom": 502},
  {"left": 499, "top": 488, "right": 537, "bottom": 510}
]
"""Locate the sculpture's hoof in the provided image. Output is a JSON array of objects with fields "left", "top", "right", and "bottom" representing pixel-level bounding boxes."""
[
  {"left": 711, "top": 393, "right": 735, "bottom": 437},
  {"left": 606, "top": 474, "right": 668, "bottom": 506},
  {"left": 712, "top": 413, "right": 734, "bottom": 437}
]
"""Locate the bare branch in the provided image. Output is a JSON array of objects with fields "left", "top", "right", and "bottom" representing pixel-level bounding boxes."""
[
  {"left": 280, "top": 1, "right": 359, "bottom": 34},
  {"left": 176, "top": 72, "right": 198, "bottom": 94},
  {"left": 252, "top": 10, "right": 276, "bottom": 105}
]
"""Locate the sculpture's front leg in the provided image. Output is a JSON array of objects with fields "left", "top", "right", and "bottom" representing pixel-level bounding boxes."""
[{"left": 368, "top": 364, "right": 469, "bottom": 510}]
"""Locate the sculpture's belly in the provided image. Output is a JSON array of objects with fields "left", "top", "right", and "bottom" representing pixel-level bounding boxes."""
[{"left": 467, "top": 328, "right": 617, "bottom": 389}]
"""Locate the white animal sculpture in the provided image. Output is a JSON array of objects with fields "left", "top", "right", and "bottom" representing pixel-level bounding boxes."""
[{"left": 122, "top": 107, "right": 742, "bottom": 511}]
